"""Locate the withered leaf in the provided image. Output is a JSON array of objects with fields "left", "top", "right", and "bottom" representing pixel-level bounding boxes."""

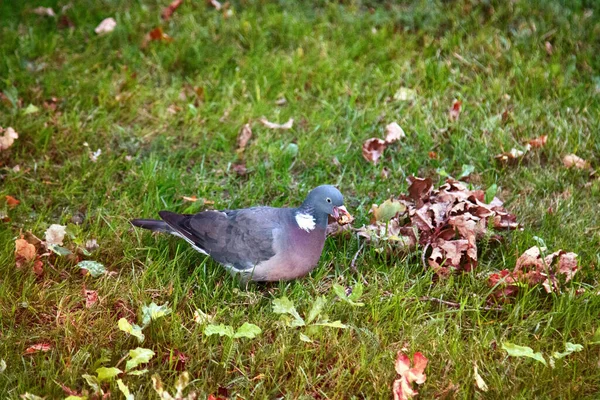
[
  {"left": 259, "top": 117, "right": 293, "bottom": 130},
  {"left": 24, "top": 343, "right": 52, "bottom": 355},
  {"left": 143, "top": 27, "right": 173, "bottom": 47},
  {"left": 0, "top": 127, "right": 19, "bottom": 151},
  {"left": 563, "top": 154, "right": 590, "bottom": 169},
  {"left": 370, "top": 199, "right": 406, "bottom": 222},
  {"left": 32, "top": 6, "right": 55, "bottom": 17},
  {"left": 362, "top": 138, "right": 387, "bottom": 164},
  {"left": 208, "top": 0, "right": 222, "bottom": 10},
  {"left": 15, "top": 238, "right": 37, "bottom": 264},
  {"left": 95, "top": 17, "right": 116, "bottom": 35},
  {"left": 236, "top": 123, "right": 253, "bottom": 152},
  {"left": 162, "top": 0, "right": 184, "bottom": 20},
  {"left": 393, "top": 352, "right": 428, "bottom": 400},
  {"left": 84, "top": 288, "right": 99, "bottom": 308},
  {"left": 5, "top": 195, "right": 20, "bottom": 208},
  {"left": 495, "top": 147, "right": 528, "bottom": 163},
  {"left": 385, "top": 122, "right": 405, "bottom": 144},
  {"left": 528, "top": 135, "right": 548, "bottom": 148},
  {"left": 449, "top": 99, "right": 462, "bottom": 121}
]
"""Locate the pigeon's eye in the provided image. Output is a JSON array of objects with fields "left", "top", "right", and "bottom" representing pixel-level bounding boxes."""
[{"left": 326, "top": 198, "right": 332, "bottom": 203}]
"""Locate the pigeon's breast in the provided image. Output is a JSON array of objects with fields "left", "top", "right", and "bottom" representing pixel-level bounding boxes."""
[{"left": 253, "top": 226, "right": 326, "bottom": 281}]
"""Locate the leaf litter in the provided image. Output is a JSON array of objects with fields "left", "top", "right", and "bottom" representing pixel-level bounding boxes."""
[
  {"left": 362, "top": 122, "right": 406, "bottom": 164},
  {"left": 393, "top": 351, "right": 428, "bottom": 400},
  {"left": 357, "top": 176, "right": 518, "bottom": 276},
  {"left": 0, "top": 127, "right": 18, "bottom": 151}
]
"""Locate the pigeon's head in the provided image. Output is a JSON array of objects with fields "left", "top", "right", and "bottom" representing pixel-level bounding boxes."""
[{"left": 303, "top": 185, "right": 344, "bottom": 218}]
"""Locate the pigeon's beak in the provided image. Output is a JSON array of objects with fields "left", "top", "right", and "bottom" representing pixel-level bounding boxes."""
[{"left": 331, "top": 206, "right": 340, "bottom": 219}]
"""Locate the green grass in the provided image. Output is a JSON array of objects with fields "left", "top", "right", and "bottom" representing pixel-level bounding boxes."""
[{"left": 1, "top": 0, "right": 600, "bottom": 398}]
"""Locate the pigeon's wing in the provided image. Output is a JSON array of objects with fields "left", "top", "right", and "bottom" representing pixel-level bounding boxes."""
[{"left": 159, "top": 207, "right": 287, "bottom": 271}]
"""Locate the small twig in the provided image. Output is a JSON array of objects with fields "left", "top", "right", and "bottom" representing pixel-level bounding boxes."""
[
  {"left": 350, "top": 241, "right": 365, "bottom": 271},
  {"left": 418, "top": 296, "right": 503, "bottom": 312}
]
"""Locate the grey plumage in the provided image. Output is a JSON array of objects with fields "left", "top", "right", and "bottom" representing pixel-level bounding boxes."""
[{"left": 131, "top": 185, "right": 344, "bottom": 282}]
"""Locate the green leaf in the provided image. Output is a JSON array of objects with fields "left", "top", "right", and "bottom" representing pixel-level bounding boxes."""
[
  {"left": 117, "top": 379, "right": 134, "bottom": 400},
  {"left": 77, "top": 261, "right": 106, "bottom": 278},
  {"left": 141, "top": 302, "right": 172, "bottom": 327},
  {"left": 126, "top": 347, "right": 155, "bottom": 371},
  {"left": 82, "top": 374, "right": 101, "bottom": 394},
  {"left": 333, "top": 284, "right": 365, "bottom": 307},
  {"left": 485, "top": 183, "right": 498, "bottom": 204},
  {"left": 23, "top": 104, "right": 39, "bottom": 115},
  {"left": 233, "top": 322, "right": 262, "bottom": 339},
  {"left": 127, "top": 369, "right": 149, "bottom": 376},
  {"left": 458, "top": 164, "right": 475, "bottom": 179},
  {"left": 348, "top": 283, "right": 364, "bottom": 302},
  {"left": 299, "top": 333, "right": 313, "bottom": 343},
  {"left": 272, "top": 296, "right": 305, "bottom": 326},
  {"left": 590, "top": 326, "right": 600, "bottom": 345},
  {"left": 313, "top": 320, "right": 348, "bottom": 329},
  {"left": 372, "top": 199, "right": 406, "bottom": 222},
  {"left": 47, "top": 244, "right": 72, "bottom": 256},
  {"left": 502, "top": 342, "right": 547, "bottom": 365},
  {"left": 306, "top": 296, "right": 327, "bottom": 325},
  {"left": 96, "top": 367, "right": 122, "bottom": 381},
  {"left": 552, "top": 342, "right": 584, "bottom": 359},
  {"left": 204, "top": 323, "right": 234, "bottom": 338},
  {"left": 118, "top": 318, "right": 145, "bottom": 343}
]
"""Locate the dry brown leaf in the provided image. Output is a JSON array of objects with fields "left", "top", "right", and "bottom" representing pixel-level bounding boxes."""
[
  {"left": 528, "top": 135, "right": 548, "bottom": 148},
  {"left": 449, "top": 99, "right": 462, "bottom": 121},
  {"left": 563, "top": 154, "right": 590, "bottom": 169},
  {"left": 259, "top": 117, "right": 294, "bottom": 130},
  {"left": 545, "top": 41, "right": 553, "bottom": 55},
  {"left": 385, "top": 122, "right": 405, "bottom": 144},
  {"left": 24, "top": 343, "right": 52, "bottom": 355},
  {"left": 182, "top": 195, "right": 198, "bottom": 202},
  {"left": 143, "top": 27, "right": 174, "bottom": 47},
  {"left": 232, "top": 163, "right": 248, "bottom": 176},
  {"left": 32, "top": 6, "right": 55, "bottom": 17},
  {"left": 362, "top": 138, "right": 387, "bottom": 164},
  {"left": 162, "top": 0, "right": 184, "bottom": 20},
  {"left": 94, "top": 17, "right": 116, "bottom": 35},
  {"left": 236, "top": 123, "right": 253, "bottom": 152},
  {"left": 0, "top": 127, "right": 19, "bottom": 151},
  {"left": 428, "top": 151, "right": 438, "bottom": 160},
  {"left": 15, "top": 238, "right": 37, "bottom": 264},
  {"left": 473, "top": 363, "right": 488, "bottom": 392},
  {"left": 5, "top": 195, "right": 20, "bottom": 208},
  {"left": 84, "top": 288, "right": 98, "bottom": 308}
]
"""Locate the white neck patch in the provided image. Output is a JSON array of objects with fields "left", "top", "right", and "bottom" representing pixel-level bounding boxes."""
[{"left": 295, "top": 212, "right": 315, "bottom": 232}]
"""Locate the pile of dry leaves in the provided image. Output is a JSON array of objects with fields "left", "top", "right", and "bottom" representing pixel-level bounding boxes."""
[
  {"left": 489, "top": 246, "right": 579, "bottom": 300},
  {"left": 357, "top": 177, "right": 519, "bottom": 276}
]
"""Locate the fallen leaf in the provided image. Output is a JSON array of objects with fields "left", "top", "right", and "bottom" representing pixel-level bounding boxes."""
[
  {"left": 385, "top": 122, "right": 406, "bottom": 144},
  {"left": 275, "top": 97, "right": 287, "bottom": 106},
  {"left": 162, "top": 0, "right": 184, "bottom": 20},
  {"left": 563, "top": 154, "right": 590, "bottom": 169},
  {"left": 45, "top": 224, "right": 66, "bottom": 246},
  {"left": 85, "top": 239, "right": 99, "bottom": 252},
  {"left": 473, "top": 363, "right": 488, "bottom": 392},
  {"left": 118, "top": 318, "right": 145, "bottom": 342},
  {"left": 126, "top": 347, "right": 155, "bottom": 371},
  {"left": 362, "top": 138, "right": 387, "bottom": 164},
  {"left": 336, "top": 205, "right": 354, "bottom": 225},
  {"left": 528, "top": 135, "right": 548, "bottom": 148},
  {"left": 94, "top": 17, "right": 116, "bottom": 35},
  {"left": 370, "top": 199, "right": 406, "bottom": 222},
  {"left": 232, "top": 163, "right": 248, "bottom": 176},
  {"left": 393, "top": 351, "right": 428, "bottom": 400},
  {"left": 32, "top": 6, "right": 55, "bottom": 16},
  {"left": 208, "top": 0, "right": 222, "bottom": 10},
  {"left": 393, "top": 87, "right": 416, "bottom": 102},
  {"left": 545, "top": 41, "right": 553, "bottom": 55},
  {"left": 495, "top": 147, "right": 528, "bottom": 163},
  {"left": 428, "top": 151, "right": 438, "bottom": 159},
  {"left": 5, "top": 195, "right": 20, "bottom": 208},
  {"left": 143, "top": 27, "right": 174, "bottom": 48},
  {"left": 259, "top": 117, "right": 294, "bottom": 130},
  {"left": 15, "top": 238, "right": 37, "bottom": 265},
  {"left": 89, "top": 148, "right": 101, "bottom": 162},
  {"left": 449, "top": 99, "right": 462, "bottom": 121},
  {"left": 236, "top": 123, "right": 253, "bottom": 152},
  {"left": 502, "top": 342, "right": 547, "bottom": 365},
  {"left": 182, "top": 196, "right": 198, "bottom": 202},
  {"left": 552, "top": 342, "right": 583, "bottom": 359},
  {"left": 0, "top": 127, "right": 19, "bottom": 151},
  {"left": 83, "top": 288, "right": 98, "bottom": 308},
  {"left": 24, "top": 343, "right": 52, "bottom": 355},
  {"left": 77, "top": 260, "right": 107, "bottom": 278}
]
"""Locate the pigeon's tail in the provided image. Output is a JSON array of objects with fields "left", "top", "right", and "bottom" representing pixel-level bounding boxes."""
[{"left": 130, "top": 218, "right": 171, "bottom": 233}]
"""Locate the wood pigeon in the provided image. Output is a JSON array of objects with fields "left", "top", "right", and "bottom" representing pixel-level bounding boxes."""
[{"left": 131, "top": 185, "right": 344, "bottom": 282}]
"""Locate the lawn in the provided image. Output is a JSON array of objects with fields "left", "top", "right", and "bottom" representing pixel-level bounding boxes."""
[{"left": 1, "top": 0, "right": 600, "bottom": 398}]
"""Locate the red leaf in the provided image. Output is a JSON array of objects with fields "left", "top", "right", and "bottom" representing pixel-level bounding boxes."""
[
  {"left": 449, "top": 99, "right": 462, "bottom": 121},
  {"left": 24, "top": 343, "right": 52, "bottom": 354},
  {"left": 5, "top": 195, "right": 20, "bottom": 208},
  {"left": 362, "top": 138, "right": 387, "bottom": 164},
  {"left": 162, "top": 0, "right": 184, "bottom": 20}
]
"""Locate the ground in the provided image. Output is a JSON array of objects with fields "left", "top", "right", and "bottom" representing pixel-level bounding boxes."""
[{"left": 1, "top": 0, "right": 600, "bottom": 399}]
